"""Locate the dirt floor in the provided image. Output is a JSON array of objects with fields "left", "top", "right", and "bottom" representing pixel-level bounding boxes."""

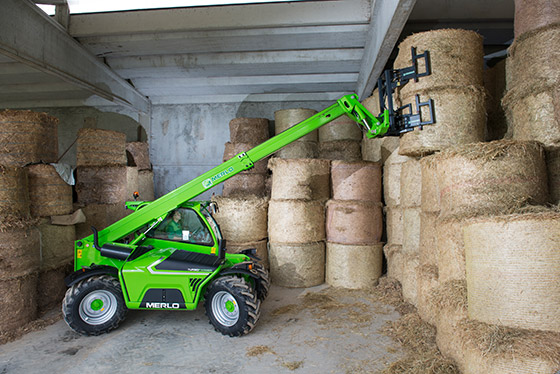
[{"left": 0, "top": 281, "right": 416, "bottom": 374}]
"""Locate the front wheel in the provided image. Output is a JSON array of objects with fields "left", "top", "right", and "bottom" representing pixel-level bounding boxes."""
[
  {"left": 62, "top": 275, "right": 127, "bottom": 336},
  {"left": 204, "top": 276, "right": 260, "bottom": 337}
]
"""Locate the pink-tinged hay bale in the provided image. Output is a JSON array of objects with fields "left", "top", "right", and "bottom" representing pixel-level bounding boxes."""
[
  {"left": 331, "top": 160, "right": 381, "bottom": 202},
  {"left": 514, "top": 0, "right": 560, "bottom": 38}
]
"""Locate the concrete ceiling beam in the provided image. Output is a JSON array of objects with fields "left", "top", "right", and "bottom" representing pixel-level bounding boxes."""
[{"left": 0, "top": 0, "right": 150, "bottom": 113}]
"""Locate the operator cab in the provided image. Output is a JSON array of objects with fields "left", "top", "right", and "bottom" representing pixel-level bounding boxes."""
[{"left": 148, "top": 207, "right": 214, "bottom": 246}]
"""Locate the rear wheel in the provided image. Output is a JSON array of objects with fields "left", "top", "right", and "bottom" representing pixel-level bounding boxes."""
[
  {"left": 62, "top": 275, "right": 127, "bottom": 336},
  {"left": 252, "top": 262, "right": 270, "bottom": 301},
  {"left": 204, "top": 276, "right": 260, "bottom": 337}
]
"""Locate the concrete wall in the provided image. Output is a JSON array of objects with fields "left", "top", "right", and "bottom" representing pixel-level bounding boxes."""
[{"left": 151, "top": 100, "right": 331, "bottom": 200}]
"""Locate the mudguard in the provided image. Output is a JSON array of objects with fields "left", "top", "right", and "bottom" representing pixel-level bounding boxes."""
[{"left": 64, "top": 265, "right": 119, "bottom": 287}]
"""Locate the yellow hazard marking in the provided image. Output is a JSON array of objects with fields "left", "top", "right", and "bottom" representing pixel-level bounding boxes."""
[
  {"left": 211, "top": 247, "right": 216, "bottom": 254},
  {"left": 77, "top": 249, "right": 82, "bottom": 258}
]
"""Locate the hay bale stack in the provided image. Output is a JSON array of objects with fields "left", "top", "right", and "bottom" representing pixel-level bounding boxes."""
[
  {"left": 399, "top": 86, "right": 487, "bottom": 157},
  {"left": 38, "top": 218, "right": 75, "bottom": 269},
  {"left": 383, "top": 244, "right": 405, "bottom": 282},
  {"left": 0, "top": 166, "right": 30, "bottom": 218},
  {"left": 229, "top": 117, "right": 269, "bottom": 144},
  {"left": 26, "top": 164, "right": 72, "bottom": 217},
  {"left": 76, "top": 128, "right": 127, "bottom": 166},
  {"left": 318, "top": 140, "right": 362, "bottom": 161},
  {"left": 417, "top": 264, "right": 439, "bottom": 325},
  {"left": 514, "top": 0, "right": 560, "bottom": 38},
  {"left": 274, "top": 108, "right": 318, "bottom": 159},
  {"left": 400, "top": 252, "right": 419, "bottom": 305},
  {"left": 268, "top": 158, "right": 330, "bottom": 201},
  {"left": 464, "top": 210, "right": 560, "bottom": 332},
  {"left": 37, "top": 260, "right": 72, "bottom": 314},
  {"left": 0, "top": 110, "right": 58, "bottom": 167},
  {"left": 268, "top": 199, "right": 325, "bottom": 243},
  {"left": 318, "top": 115, "right": 362, "bottom": 143},
  {"left": 222, "top": 173, "right": 267, "bottom": 197},
  {"left": 325, "top": 242, "right": 383, "bottom": 289},
  {"left": 0, "top": 225, "right": 41, "bottom": 333},
  {"left": 126, "top": 142, "right": 151, "bottom": 170},
  {"left": 434, "top": 140, "right": 548, "bottom": 218},
  {"left": 547, "top": 147, "right": 560, "bottom": 204},
  {"left": 268, "top": 242, "right": 325, "bottom": 288},
  {"left": 75, "top": 203, "right": 130, "bottom": 240},
  {"left": 331, "top": 160, "right": 381, "bottom": 202},
  {"left": 326, "top": 200, "right": 383, "bottom": 245},
  {"left": 384, "top": 148, "right": 411, "bottom": 207},
  {"left": 436, "top": 216, "right": 468, "bottom": 283},
  {"left": 138, "top": 170, "right": 155, "bottom": 201},
  {"left": 223, "top": 142, "right": 268, "bottom": 174},
  {"left": 76, "top": 166, "right": 138, "bottom": 205},
  {"left": 211, "top": 196, "right": 268, "bottom": 242},
  {"left": 395, "top": 29, "right": 486, "bottom": 156}
]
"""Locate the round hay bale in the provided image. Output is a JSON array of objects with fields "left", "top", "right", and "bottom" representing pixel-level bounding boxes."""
[
  {"left": 138, "top": 170, "right": 155, "bottom": 201},
  {"left": 229, "top": 117, "right": 269, "bottom": 144},
  {"left": 0, "top": 166, "right": 29, "bottom": 218},
  {"left": 0, "top": 226, "right": 40, "bottom": 278},
  {"left": 211, "top": 196, "right": 268, "bottom": 243},
  {"left": 361, "top": 135, "right": 399, "bottom": 163},
  {"left": 268, "top": 158, "right": 330, "bottom": 201},
  {"left": 268, "top": 199, "right": 325, "bottom": 243},
  {"left": 38, "top": 218, "right": 75, "bottom": 269},
  {"left": 0, "top": 273, "right": 38, "bottom": 333},
  {"left": 326, "top": 200, "right": 383, "bottom": 245},
  {"left": 419, "top": 212, "right": 438, "bottom": 266},
  {"left": 76, "top": 128, "right": 127, "bottom": 166},
  {"left": 76, "top": 166, "right": 129, "bottom": 205},
  {"left": 435, "top": 140, "right": 549, "bottom": 218},
  {"left": 37, "top": 260, "right": 72, "bottom": 314},
  {"left": 274, "top": 108, "right": 318, "bottom": 142},
  {"left": 126, "top": 142, "right": 151, "bottom": 170},
  {"left": 400, "top": 158, "right": 422, "bottom": 208},
  {"left": 436, "top": 215, "right": 467, "bottom": 283},
  {"left": 401, "top": 252, "right": 419, "bottom": 306},
  {"left": 318, "top": 115, "right": 362, "bottom": 142},
  {"left": 222, "top": 173, "right": 267, "bottom": 197},
  {"left": 402, "top": 207, "right": 421, "bottom": 255},
  {"left": 464, "top": 211, "right": 560, "bottom": 332},
  {"left": 546, "top": 147, "right": 560, "bottom": 204},
  {"left": 226, "top": 239, "right": 269, "bottom": 269},
  {"left": 268, "top": 241, "right": 325, "bottom": 287},
  {"left": 331, "top": 160, "right": 381, "bottom": 202},
  {"left": 416, "top": 264, "right": 439, "bottom": 325},
  {"left": 420, "top": 155, "right": 440, "bottom": 213},
  {"left": 399, "top": 86, "right": 487, "bottom": 157},
  {"left": 325, "top": 242, "right": 383, "bottom": 289},
  {"left": 383, "top": 148, "right": 411, "bottom": 207},
  {"left": 223, "top": 142, "right": 268, "bottom": 174},
  {"left": 26, "top": 164, "right": 72, "bottom": 217},
  {"left": 514, "top": 0, "right": 560, "bottom": 38},
  {"left": 383, "top": 244, "right": 404, "bottom": 283},
  {"left": 385, "top": 206, "right": 403, "bottom": 245},
  {"left": 502, "top": 83, "right": 560, "bottom": 148},
  {"left": 508, "top": 25, "right": 560, "bottom": 89},
  {"left": 0, "top": 110, "right": 58, "bottom": 167},
  {"left": 75, "top": 203, "right": 130, "bottom": 240},
  {"left": 318, "top": 140, "right": 362, "bottom": 161},
  {"left": 274, "top": 141, "right": 318, "bottom": 159},
  {"left": 394, "top": 29, "right": 484, "bottom": 96}
]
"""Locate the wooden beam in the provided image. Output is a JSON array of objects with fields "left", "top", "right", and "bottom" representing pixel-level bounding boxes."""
[{"left": 0, "top": 0, "right": 150, "bottom": 113}]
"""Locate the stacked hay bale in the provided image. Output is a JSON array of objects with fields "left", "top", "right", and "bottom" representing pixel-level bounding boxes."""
[
  {"left": 274, "top": 109, "right": 318, "bottom": 159},
  {"left": 0, "top": 110, "right": 59, "bottom": 334},
  {"left": 361, "top": 90, "right": 399, "bottom": 163},
  {"left": 222, "top": 118, "right": 270, "bottom": 197},
  {"left": 427, "top": 141, "right": 556, "bottom": 373},
  {"left": 502, "top": 0, "right": 560, "bottom": 203},
  {"left": 75, "top": 128, "right": 134, "bottom": 240},
  {"left": 318, "top": 111, "right": 362, "bottom": 161},
  {"left": 267, "top": 158, "right": 330, "bottom": 287},
  {"left": 126, "top": 142, "right": 154, "bottom": 201},
  {"left": 214, "top": 118, "right": 271, "bottom": 267},
  {"left": 26, "top": 163, "right": 74, "bottom": 313},
  {"left": 395, "top": 29, "right": 486, "bottom": 157},
  {"left": 325, "top": 160, "right": 383, "bottom": 289},
  {"left": 382, "top": 148, "right": 411, "bottom": 284}
]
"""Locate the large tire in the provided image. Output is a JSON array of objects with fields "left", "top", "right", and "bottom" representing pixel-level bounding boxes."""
[
  {"left": 204, "top": 276, "right": 260, "bottom": 337},
  {"left": 62, "top": 275, "right": 127, "bottom": 336},
  {"left": 252, "top": 262, "right": 270, "bottom": 301}
]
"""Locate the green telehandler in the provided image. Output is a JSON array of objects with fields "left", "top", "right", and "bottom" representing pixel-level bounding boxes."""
[{"left": 62, "top": 48, "right": 434, "bottom": 337}]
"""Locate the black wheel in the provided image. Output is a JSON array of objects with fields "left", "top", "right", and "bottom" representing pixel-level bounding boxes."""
[
  {"left": 252, "top": 262, "right": 270, "bottom": 301},
  {"left": 204, "top": 276, "right": 260, "bottom": 337},
  {"left": 62, "top": 275, "right": 127, "bottom": 336}
]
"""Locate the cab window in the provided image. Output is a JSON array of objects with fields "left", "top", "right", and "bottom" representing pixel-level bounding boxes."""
[{"left": 148, "top": 208, "right": 213, "bottom": 246}]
